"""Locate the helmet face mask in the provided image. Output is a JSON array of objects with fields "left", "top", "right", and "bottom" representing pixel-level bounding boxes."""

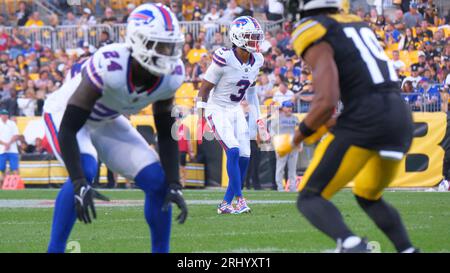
[
  {"left": 125, "top": 3, "right": 184, "bottom": 75},
  {"left": 238, "top": 30, "right": 265, "bottom": 53},
  {"left": 229, "top": 16, "right": 265, "bottom": 53},
  {"left": 147, "top": 41, "right": 183, "bottom": 57}
]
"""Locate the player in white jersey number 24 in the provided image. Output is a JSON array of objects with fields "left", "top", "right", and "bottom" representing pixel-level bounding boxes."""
[
  {"left": 196, "top": 16, "right": 270, "bottom": 215},
  {"left": 44, "top": 3, "right": 187, "bottom": 253}
]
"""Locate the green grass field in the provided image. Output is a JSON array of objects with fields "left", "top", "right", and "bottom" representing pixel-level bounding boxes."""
[{"left": 0, "top": 189, "right": 449, "bottom": 253}]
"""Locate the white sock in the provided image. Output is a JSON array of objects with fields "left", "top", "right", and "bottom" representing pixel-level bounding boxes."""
[{"left": 342, "top": 236, "right": 362, "bottom": 249}]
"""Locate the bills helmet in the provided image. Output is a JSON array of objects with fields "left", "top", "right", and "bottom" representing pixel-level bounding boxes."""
[
  {"left": 125, "top": 3, "right": 184, "bottom": 75},
  {"left": 229, "top": 16, "right": 265, "bottom": 53}
]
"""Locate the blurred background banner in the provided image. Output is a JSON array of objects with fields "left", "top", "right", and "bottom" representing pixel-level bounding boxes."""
[{"left": 13, "top": 112, "right": 450, "bottom": 188}]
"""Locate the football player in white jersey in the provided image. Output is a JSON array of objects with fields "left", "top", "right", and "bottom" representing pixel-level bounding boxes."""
[
  {"left": 196, "top": 16, "right": 268, "bottom": 214},
  {"left": 43, "top": 3, "right": 187, "bottom": 253}
]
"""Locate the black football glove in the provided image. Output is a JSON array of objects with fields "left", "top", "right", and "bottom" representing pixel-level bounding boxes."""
[
  {"left": 73, "top": 178, "right": 110, "bottom": 224},
  {"left": 162, "top": 184, "right": 188, "bottom": 224}
]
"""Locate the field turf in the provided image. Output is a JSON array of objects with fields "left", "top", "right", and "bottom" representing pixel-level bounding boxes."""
[{"left": 0, "top": 189, "right": 449, "bottom": 253}]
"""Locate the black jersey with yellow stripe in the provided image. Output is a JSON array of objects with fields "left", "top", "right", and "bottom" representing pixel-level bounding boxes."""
[{"left": 292, "top": 13, "right": 400, "bottom": 106}]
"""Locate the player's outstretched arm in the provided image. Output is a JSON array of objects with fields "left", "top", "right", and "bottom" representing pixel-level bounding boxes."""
[
  {"left": 274, "top": 42, "right": 339, "bottom": 157},
  {"left": 58, "top": 75, "right": 109, "bottom": 224},
  {"left": 197, "top": 80, "right": 215, "bottom": 103},
  {"left": 294, "top": 42, "right": 339, "bottom": 145},
  {"left": 195, "top": 80, "right": 215, "bottom": 143},
  {"left": 153, "top": 97, "right": 188, "bottom": 224}
]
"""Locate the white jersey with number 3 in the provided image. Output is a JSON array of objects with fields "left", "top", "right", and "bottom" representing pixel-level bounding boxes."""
[
  {"left": 204, "top": 47, "right": 264, "bottom": 108},
  {"left": 203, "top": 47, "right": 263, "bottom": 157}
]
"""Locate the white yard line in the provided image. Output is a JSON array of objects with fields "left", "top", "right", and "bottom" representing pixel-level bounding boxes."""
[{"left": 0, "top": 187, "right": 445, "bottom": 208}]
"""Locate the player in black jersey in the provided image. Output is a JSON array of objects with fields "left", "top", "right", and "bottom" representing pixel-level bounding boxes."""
[{"left": 275, "top": 0, "right": 418, "bottom": 252}]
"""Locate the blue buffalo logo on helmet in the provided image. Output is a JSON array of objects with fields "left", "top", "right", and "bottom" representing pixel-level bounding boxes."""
[
  {"left": 128, "top": 9, "right": 155, "bottom": 25},
  {"left": 232, "top": 18, "right": 249, "bottom": 27}
]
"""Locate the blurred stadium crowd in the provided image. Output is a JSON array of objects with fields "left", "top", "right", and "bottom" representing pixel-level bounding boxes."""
[{"left": 0, "top": 1, "right": 449, "bottom": 149}]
